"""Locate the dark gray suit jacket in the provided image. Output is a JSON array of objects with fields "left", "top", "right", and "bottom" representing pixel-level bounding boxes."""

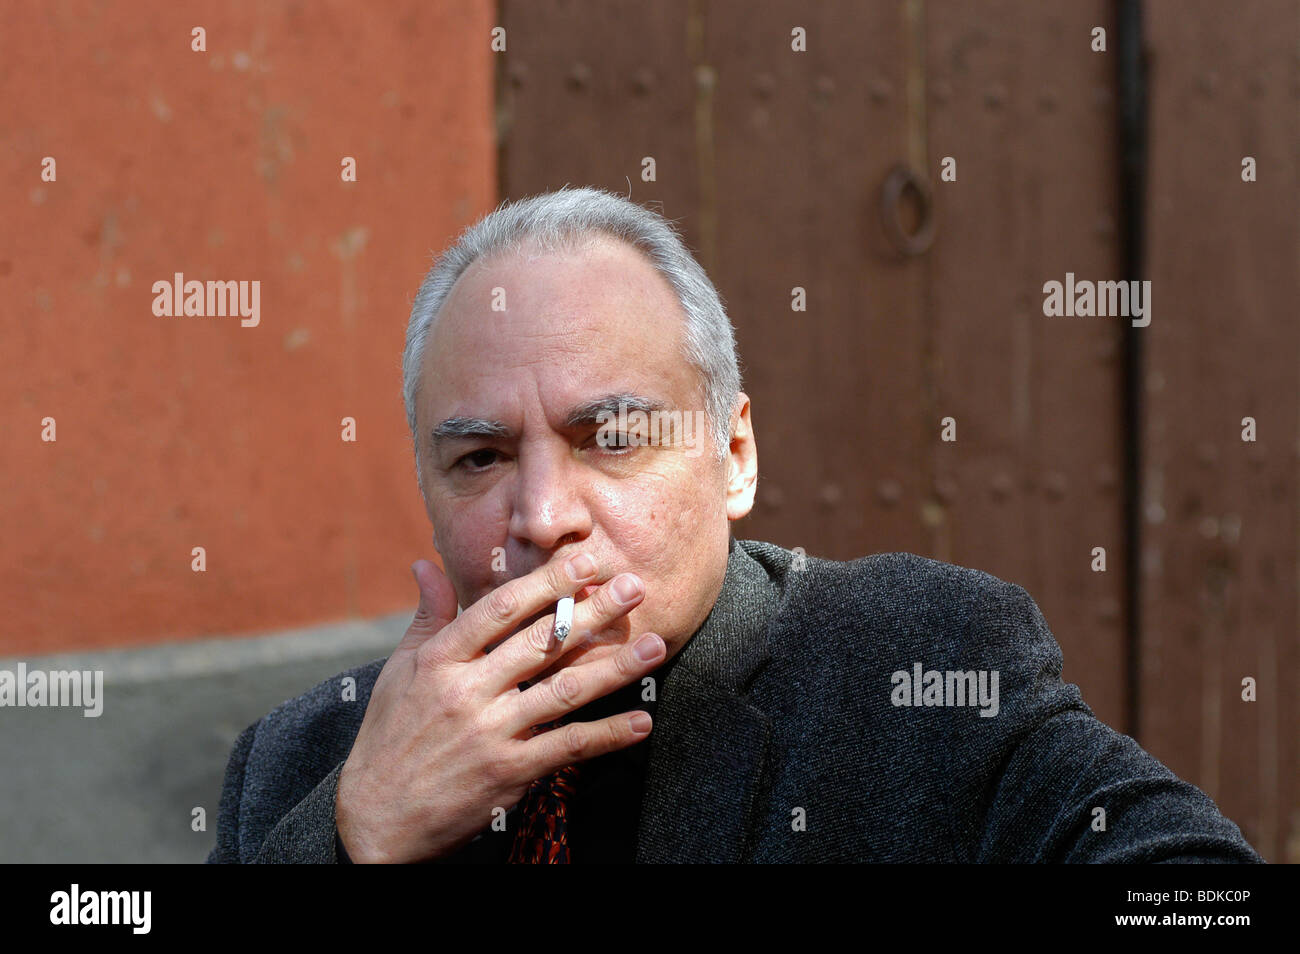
[{"left": 207, "top": 538, "right": 1263, "bottom": 863}]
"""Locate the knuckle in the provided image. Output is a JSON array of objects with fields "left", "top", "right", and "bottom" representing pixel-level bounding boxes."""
[
  {"left": 482, "top": 746, "right": 516, "bottom": 787},
  {"left": 549, "top": 670, "right": 581, "bottom": 709},
  {"left": 433, "top": 677, "right": 472, "bottom": 719},
  {"left": 415, "top": 637, "right": 447, "bottom": 672},
  {"left": 593, "top": 584, "right": 622, "bottom": 619},
  {"left": 526, "top": 620, "right": 553, "bottom": 657},
  {"left": 561, "top": 723, "right": 586, "bottom": 761},
  {"left": 607, "top": 716, "right": 625, "bottom": 749},
  {"left": 547, "top": 559, "right": 572, "bottom": 595},
  {"left": 614, "top": 645, "right": 640, "bottom": 678},
  {"left": 483, "top": 586, "right": 518, "bottom": 626}
]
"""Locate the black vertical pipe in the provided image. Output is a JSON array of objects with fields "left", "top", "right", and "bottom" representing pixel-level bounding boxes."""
[{"left": 1116, "top": 0, "right": 1147, "bottom": 740}]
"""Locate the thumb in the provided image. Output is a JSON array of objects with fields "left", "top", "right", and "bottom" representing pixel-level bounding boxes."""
[{"left": 404, "top": 559, "right": 459, "bottom": 644}]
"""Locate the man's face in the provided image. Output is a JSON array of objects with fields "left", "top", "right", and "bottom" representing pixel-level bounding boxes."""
[{"left": 415, "top": 234, "right": 755, "bottom": 677}]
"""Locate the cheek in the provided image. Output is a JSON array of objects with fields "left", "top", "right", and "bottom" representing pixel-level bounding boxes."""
[
  {"left": 594, "top": 472, "right": 697, "bottom": 549},
  {"left": 663, "top": 458, "right": 726, "bottom": 531},
  {"left": 601, "top": 467, "right": 721, "bottom": 587},
  {"left": 434, "top": 495, "right": 512, "bottom": 598}
]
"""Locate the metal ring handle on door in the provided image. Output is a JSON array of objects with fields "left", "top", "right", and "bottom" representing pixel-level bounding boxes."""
[{"left": 880, "top": 164, "right": 936, "bottom": 256}]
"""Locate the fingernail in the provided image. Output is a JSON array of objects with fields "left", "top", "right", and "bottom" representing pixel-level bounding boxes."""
[
  {"left": 634, "top": 633, "right": 663, "bottom": 662},
  {"left": 566, "top": 553, "right": 597, "bottom": 581},
  {"left": 611, "top": 573, "right": 642, "bottom": 604},
  {"left": 629, "top": 711, "right": 652, "bottom": 734}
]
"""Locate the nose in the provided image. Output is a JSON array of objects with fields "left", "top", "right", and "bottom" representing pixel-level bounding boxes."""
[{"left": 506, "top": 439, "right": 592, "bottom": 552}]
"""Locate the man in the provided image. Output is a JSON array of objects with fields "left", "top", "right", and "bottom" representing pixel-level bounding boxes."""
[{"left": 208, "top": 186, "right": 1262, "bottom": 863}]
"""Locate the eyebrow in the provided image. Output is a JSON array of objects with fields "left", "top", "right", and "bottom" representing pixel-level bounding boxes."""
[
  {"left": 429, "top": 392, "right": 669, "bottom": 453},
  {"left": 562, "top": 392, "right": 668, "bottom": 429}
]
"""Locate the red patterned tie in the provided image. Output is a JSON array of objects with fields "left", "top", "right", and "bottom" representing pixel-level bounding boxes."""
[{"left": 508, "top": 721, "right": 579, "bottom": 864}]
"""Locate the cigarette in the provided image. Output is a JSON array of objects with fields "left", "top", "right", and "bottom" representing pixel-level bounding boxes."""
[{"left": 553, "top": 595, "right": 575, "bottom": 643}]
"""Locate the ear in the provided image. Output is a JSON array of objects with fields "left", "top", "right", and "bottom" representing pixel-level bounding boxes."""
[{"left": 724, "top": 393, "right": 758, "bottom": 521}]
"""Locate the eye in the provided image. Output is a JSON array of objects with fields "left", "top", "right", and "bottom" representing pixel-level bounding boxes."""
[
  {"left": 456, "top": 448, "right": 501, "bottom": 471},
  {"left": 585, "top": 430, "right": 635, "bottom": 454}
]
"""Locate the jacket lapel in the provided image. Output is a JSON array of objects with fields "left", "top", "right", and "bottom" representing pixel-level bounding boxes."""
[{"left": 635, "top": 539, "right": 779, "bottom": 863}]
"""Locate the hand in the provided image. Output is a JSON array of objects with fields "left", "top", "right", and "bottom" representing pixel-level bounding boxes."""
[{"left": 335, "top": 551, "right": 664, "bottom": 863}]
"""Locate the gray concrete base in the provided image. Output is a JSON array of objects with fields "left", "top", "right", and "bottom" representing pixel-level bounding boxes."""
[{"left": 0, "top": 613, "right": 409, "bottom": 863}]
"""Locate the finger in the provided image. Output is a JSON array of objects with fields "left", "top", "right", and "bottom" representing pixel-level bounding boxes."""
[
  {"left": 479, "top": 571, "right": 645, "bottom": 695},
  {"left": 434, "top": 551, "right": 600, "bottom": 662},
  {"left": 508, "top": 631, "right": 665, "bottom": 733},
  {"left": 394, "top": 559, "right": 459, "bottom": 655},
  {"left": 523, "top": 709, "right": 654, "bottom": 775}
]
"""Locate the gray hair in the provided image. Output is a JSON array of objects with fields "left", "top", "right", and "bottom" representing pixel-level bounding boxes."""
[{"left": 402, "top": 186, "right": 742, "bottom": 485}]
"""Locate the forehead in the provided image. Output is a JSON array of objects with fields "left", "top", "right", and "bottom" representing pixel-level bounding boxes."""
[{"left": 423, "top": 235, "right": 699, "bottom": 416}]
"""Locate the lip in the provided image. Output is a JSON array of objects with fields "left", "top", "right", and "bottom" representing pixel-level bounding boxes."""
[{"left": 577, "top": 582, "right": 602, "bottom": 601}]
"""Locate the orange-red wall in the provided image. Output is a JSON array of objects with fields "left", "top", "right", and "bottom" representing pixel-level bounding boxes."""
[{"left": 1, "top": 2, "right": 494, "bottom": 653}]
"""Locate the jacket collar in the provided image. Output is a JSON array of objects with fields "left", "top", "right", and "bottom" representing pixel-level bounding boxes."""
[{"left": 636, "top": 537, "right": 780, "bottom": 862}]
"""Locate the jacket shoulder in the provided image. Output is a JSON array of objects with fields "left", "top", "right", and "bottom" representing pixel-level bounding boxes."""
[
  {"left": 744, "top": 542, "right": 1041, "bottom": 666},
  {"left": 741, "top": 540, "right": 1027, "bottom": 622},
  {"left": 739, "top": 537, "right": 1022, "bottom": 594},
  {"left": 824, "top": 549, "right": 1024, "bottom": 604},
  {"left": 231, "top": 657, "right": 386, "bottom": 858}
]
